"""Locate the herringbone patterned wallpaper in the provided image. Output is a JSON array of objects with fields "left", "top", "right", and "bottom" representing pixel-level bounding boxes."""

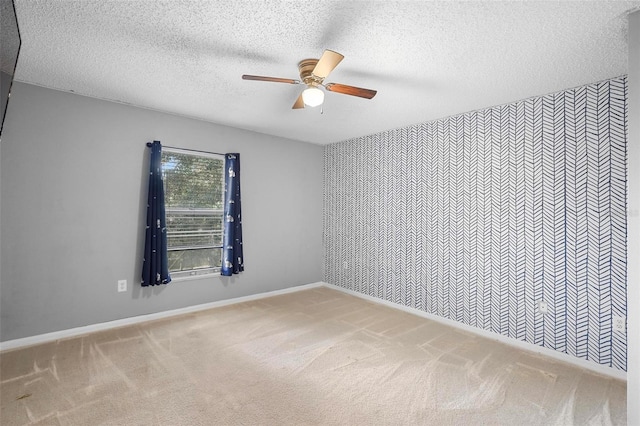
[{"left": 323, "top": 76, "right": 627, "bottom": 370}]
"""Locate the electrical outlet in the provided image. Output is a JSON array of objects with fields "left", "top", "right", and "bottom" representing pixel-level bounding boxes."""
[
  {"left": 613, "top": 316, "right": 626, "bottom": 332},
  {"left": 117, "top": 279, "right": 127, "bottom": 293},
  {"left": 537, "top": 301, "right": 548, "bottom": 315}
]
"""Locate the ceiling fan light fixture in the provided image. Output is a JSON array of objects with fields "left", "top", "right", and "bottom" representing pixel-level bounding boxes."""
[
  {"left": 302, "top": 86, "right": 324, "bottom": 107},
  {"left": 242, "top": 49, "right": 377, "bottom": 110}
]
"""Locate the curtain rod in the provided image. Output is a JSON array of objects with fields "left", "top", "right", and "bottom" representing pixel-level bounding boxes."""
[{"left": 147, "top": 142, "right": 225, "bottom": 156}]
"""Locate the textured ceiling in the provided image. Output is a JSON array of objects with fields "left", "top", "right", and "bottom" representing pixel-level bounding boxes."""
[
  {"left": 11, "top": 0, "right": 640, "bottom": 145},
  {"left": 1, "top": 0, "right": 20, "bottom": 74}
]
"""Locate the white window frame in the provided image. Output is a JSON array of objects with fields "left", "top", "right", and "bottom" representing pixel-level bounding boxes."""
[{"left": 162, "top": 147, "right": 225, "bottom": 280}]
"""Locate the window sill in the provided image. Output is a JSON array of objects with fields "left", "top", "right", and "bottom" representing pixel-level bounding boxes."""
[{"left": 170, "top": 270, "right": 220, "bottom": 282}]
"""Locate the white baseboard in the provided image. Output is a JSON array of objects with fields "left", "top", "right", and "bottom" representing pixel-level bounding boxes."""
[
  {"left": 0, "top": 282, "right": 325, "bottom": 352},
  {"left": 322, "top": 282, "right": 627, "bottom": 381}
]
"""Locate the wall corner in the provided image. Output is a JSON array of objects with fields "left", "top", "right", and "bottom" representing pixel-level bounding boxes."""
[{"left": 627, "top": 9, "right": 640, "bottom": 426}]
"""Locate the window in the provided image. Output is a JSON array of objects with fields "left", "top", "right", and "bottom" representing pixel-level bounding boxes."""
[{"left": 161, "top": 148, "right": 224, "bottom": 278}]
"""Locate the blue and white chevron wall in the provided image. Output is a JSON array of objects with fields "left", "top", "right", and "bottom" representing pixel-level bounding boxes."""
[{"left": 323, "top": 76, "right": 627, "bottom": 370}]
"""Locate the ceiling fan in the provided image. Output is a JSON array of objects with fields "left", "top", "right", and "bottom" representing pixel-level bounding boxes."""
[{"left": 242, "top": 50, "right": 377, "bottom": 109}]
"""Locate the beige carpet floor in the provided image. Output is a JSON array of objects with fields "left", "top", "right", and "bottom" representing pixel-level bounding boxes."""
[{"left": 0, "top": 287, "right": 626, "bottom": 425}]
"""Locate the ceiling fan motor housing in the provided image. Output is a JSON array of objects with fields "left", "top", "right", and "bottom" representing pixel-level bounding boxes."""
[{"left": 298, "top": 59, "right": 322, "bottom": 86}]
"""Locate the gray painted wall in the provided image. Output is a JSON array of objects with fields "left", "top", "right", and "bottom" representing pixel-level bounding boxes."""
[
  {"left": 0, "top": 82, "right": 324, "bottom": 342},
  {"left": 1, "top": 71, "right": 12, "bottom": 132},
  {"left": 627, "top": 10, "right": 639, "bottom": 425}
]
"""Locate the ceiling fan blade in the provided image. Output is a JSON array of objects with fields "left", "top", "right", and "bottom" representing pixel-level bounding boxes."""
[
  {"left": 325, "top": 83, "right": 377, "bottom": 99},
  {"left": 242, "top": 75, "right": 300, "bottom": 84},
  {"left": 312, "top": 50, "right": 344, "bottom": 79},
  {"left": 292, "top": 93, "right": 305, "bottom": 109}
]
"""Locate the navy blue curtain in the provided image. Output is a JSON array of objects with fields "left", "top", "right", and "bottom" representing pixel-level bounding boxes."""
[
  {"left": 142, "top": 141, "right": 171, "bottom": 286},
  {"left": 221, "top": 153, "right": 244, "bottom": 276}
]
